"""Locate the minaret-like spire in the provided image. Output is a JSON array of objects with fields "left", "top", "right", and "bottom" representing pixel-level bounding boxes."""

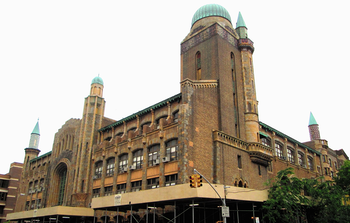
[
  {"left": 236, "top": 12, "right": 248, "bottom": 39},
  {"left": 28, "top": 119, "right": 40, "bottom": 149},
  {"left": 308, "top": 112, "right": 321, "bottom": 140}
]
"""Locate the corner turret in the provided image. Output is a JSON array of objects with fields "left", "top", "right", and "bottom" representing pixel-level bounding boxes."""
[
  {"left": 24, "top": 119, "right": 41, "bottom": 169},
  {"left": 308, "top": 112, "right": 321, "bottom": 140}
]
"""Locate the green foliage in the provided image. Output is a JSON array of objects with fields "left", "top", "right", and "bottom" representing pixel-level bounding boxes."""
[{"left": 263, "top": 166, "right": 350, "bottom": 223}]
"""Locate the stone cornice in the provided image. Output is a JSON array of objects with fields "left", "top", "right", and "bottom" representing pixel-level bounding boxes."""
[{"left": 181, "top": 79, "right": 218, "bottom": 89}]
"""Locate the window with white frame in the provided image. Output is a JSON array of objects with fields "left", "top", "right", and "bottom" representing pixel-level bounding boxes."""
[
  {"left": 119, "top": 154, "right": 128, "bottom": 173},
  {"left": 133, "top": 149, "right": 143, "bottom": 169},
  {"left": 148, "top": 144, "right": 160, "bottom": 166},
  {"left": 106, "top": 158, "right": 115, "bottom": 177},
  {"left": 275, "top": 142, "right": 283, "bottom": 159},
  {"left": 287, "top": 147, "right": 295, "bottom": 163},
  {"left": 166, "top": 139, "right": 178, "bottom": 161}
]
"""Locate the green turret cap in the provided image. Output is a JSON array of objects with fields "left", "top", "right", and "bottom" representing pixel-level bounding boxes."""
[
  {"left": 91, "top": 75, "right": 104, "bottom": 86},
  {"left": 309, "top": 112, "right": 318, "bottom": 126},
  {"left": 236, "top": 12, "right": 247, "bottom": 28},
  {"left": 191, "top": 4, "right": 232, "bottom": 27},
  {"left": 32, "top": 119, "right": 40, "bottom": 135}
]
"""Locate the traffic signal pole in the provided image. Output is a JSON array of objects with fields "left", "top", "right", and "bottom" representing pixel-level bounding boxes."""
[{"left": 194, "top": 169, "right": 227, "bottom": 223}]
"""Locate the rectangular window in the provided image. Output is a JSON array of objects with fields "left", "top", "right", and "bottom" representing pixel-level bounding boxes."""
[
  {"left": 133, "top": 150, "right": 143, "bottom": 169},
  {"left": 0, "top": 192, "right": 7, "bottom": 201},
  {"left": 267, "top": 162, "right": 273, "bottom": 172},
  {"left": 95, "top": 161, "right": 103, "bottom": 178},
  {"left": 117, "top": 183, "right": 126, "bottom": 194},
  {"left": 104, "top": 186, "right": 113, "bottom": 196},
  {"left": 258, "top": 165, "right": 261, "bottom": 176},
  {"left": 131, "top": 181, "right": 142, "bottom": 192},
  {"left": 166, "top": 139, "right": 178, "bottom": 161},
  {"left": 287, "top": 148, "right": 294, "bottom": 163},
  {"left": 119, "top": 154, "right": 128, "bottom": 173},
  {"left": 106, "top": 158, "right": 115, "bottom": 177},
  {"left": 147, "top": 178, "right": 159, "bottom": 189},
  {"left": 237, "top": 155, "right": 242, "bottom": 169},
  {"left": 92, "top": 188, "right": 100, "bottom": 198},
  {"left": 148, "top": 145, "right": 160, "bottom": 166},
  {"left": 165, "top": 174, "right": 178, "bottom": 187}
]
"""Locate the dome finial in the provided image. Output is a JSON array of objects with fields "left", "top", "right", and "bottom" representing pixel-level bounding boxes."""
[{"left": 91, "top": 75, "right": 104, "bottom": 86}]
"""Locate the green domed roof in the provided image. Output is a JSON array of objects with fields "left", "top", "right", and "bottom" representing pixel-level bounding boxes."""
[
  {"left": 91, "top": 76, "right": 103, "bottom": 85},
  {"left": 191, "top": 4, "right": 232, "bottom": 27}
]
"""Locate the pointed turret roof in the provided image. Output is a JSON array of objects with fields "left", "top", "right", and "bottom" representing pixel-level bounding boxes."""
[
  {"left": 32, "top": 119, "right": 40, "bottom": 135},
  {"left": 309, "top": 112, "right": 318, "bottom": 126},
  {"left": 236, "top": 12, "right": 247, "bottom": 28}
]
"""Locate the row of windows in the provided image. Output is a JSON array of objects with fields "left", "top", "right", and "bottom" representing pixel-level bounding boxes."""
[
  {"left": 322, "top": 155, "right": 338, "bottom": 170},
  {"left": 105, "top": 111, "right": 179, "bottom": 141},
  {"left": 92, "top": 174, "right": 178, "bottom": 198},
  {"left": 25, "top": 199, "right": 42, "bottom": 210},
  {"left": 262, "top": 138, "right": 314, "bottom": 170},
  {"left": 28, "top": 179, "right": 45, "bottom": 193},
  {"left": 95, "top": 139, "right": 178, "bottom": 178}
]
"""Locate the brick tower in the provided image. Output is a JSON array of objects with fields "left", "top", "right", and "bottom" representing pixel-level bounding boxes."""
[
  {"left": 308, "top": 112, "right": 321, "bottom": 140},
  {"left": 72, "top": 76, "right": 106, "bottom": 205},
  {"left": 23, "top": 120, "right": 41, "bottom": 170},
  {"left": 180, "top": 4, "right": 259, "bottom": 183}
]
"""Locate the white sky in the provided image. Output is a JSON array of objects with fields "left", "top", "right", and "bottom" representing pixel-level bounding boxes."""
[{"left": 1, "top": 0, "right": 349, "bottom": 174}]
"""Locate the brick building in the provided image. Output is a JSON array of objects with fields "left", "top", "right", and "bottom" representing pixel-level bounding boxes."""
[
  {"left": 7, "top": 4, "right": 348, "bottom": 223},
  {"left": 0, "top": 162, "right": 23, "bottom": 223}
]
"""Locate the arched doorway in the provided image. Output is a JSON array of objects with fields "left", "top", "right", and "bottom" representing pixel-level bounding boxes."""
[{"left": 55, "top": 163, "right": 68, "bottom": 205}]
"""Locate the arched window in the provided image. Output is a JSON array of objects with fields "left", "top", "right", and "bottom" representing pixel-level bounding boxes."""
[
  {"left": 94, "top": 161, "right": 103, "bottom": 178},
  {"left": 106, "top": 158, "right": 115, "bottom": 177},
  {"left": 308, "top": 156, "right": 313, "bottom": 171},
  {"left": 119, "top": 154, "right": 128, "bottom": 173},
  {"left": 287, "top": 147, "right": 295, "bottom": 163},
  {"left": 275, "top": 142, "right": 283, "bottom": 159},
  {"left": 196, "top": 51, "right": 201, "bottom": 80},
  {"left": 298, "top": 152, "right": 305, "bottom": 167},
  {"left": 133, "top": 149, "right": 143, "bottom": 169},
  {"left": 261, "top": 137, "right": 271, "bottom": 147},
  {"left": 148, "top": 144, "right": 160, "bottom": 166},
  {"left": 166, "top": 139, "right": 178, "bottom": 161},
  {"left": 57, "top": 165, "right": 67, "bottom": 205}
]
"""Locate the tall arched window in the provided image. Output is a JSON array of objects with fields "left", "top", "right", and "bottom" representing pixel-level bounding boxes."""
[
  {"left": 57, "top": 164, "right": 67, "bottom": 205},
  {"left": 119, "top": 154, "right": 128, "bottom": 173},
  {"left": 196, "top": 52, "right": 201, "bottom": 80},
  {"left": 148, "top": 144, "right": 160, "bottom": 166},
  {"left": 106, "top": 158, "right": 115, "bottom": 177},
  {"left": 133, "top": 149, "right": 143, "bottom": 169},
  {"left": 275, "top": 142, "right": 283, "bottom": 159},
  {"left": 166, "top": 139, "right": 178, "bottom": 161}
]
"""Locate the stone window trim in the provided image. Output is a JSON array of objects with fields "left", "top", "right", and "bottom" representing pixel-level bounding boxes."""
[
  {"left": 132, "top": 149, "right": 143, "bottom": 169},
  {"left": 148, "top": 144, "right": 160, "bottom": 167},
  {"left": 165, "top": 139, "right": 178, "bottom": 162}
]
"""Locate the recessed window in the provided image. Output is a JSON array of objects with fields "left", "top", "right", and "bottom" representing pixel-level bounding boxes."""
[
  {"left": 287, "top": 147, "right": 294, "bottom": 163},
  {"left": 119, "top": 154, "right": 128, "bottom": 173},
  {"left": 148, "top": 145, "right": 160, "bottom": 166},
  {"left": 131, "top": 180, "right": 142, "bottom": 192},
  {"left": 275, "top": 142, "right": 283, "bottom": 159},
  {"left": 92, "top": 188, "right": 100, "bottom": 198},
  {"left": 106, "top": 158, "right": 115, "bottom": 177},
  {"left": 308, "top": 156, "right": 313, "bottom": 171},
  {"left": 261, "top": 137, "right": 271, "bottom": 147},
  {"left": 166, "top": 139, "right": 178, "bottom": 161},
  {"left": 147, "top": 178, "right": 159, "bottom": 189},
  {"left": 133, "top": 149, "right": 143, "bottom": 169},
  {"left": 117, "top": 183, "right": 126, "bottom": 194},
  {"left": 298, "top": 152, "right": 305, "bottom": 167},
  {"left": 237, "top": 155, "right": 242, "bottom": 169},
  {"left": 165, "top": 174, "right": 178, "bottom": 187},
  {"left": 196, "top": 51, "right": 201, "bottom": 80},
  {"left": 173, "top": 111, "right": 179, "bottom": 123},
  {"left": 94, "top": 161, "right": 103, "bottom": 178},
  {"left": 104, "top": 186, "right": 113, "bottom": 196}
]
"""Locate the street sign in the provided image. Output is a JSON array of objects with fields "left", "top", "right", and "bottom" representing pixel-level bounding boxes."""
[{"left": 222, "top": 206, "right": 230, "bottom": 217}]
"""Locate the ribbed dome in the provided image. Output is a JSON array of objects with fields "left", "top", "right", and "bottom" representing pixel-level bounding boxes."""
[
  {"left": 91, "top": 76, "right": 103, "bottom": 85},
  {"left": 191, "top": 4, "right": 231, "bottom": 27}
]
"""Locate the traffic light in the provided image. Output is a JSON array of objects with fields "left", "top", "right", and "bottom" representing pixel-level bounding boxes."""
[
  {"left": 189, "top": 175, "right": 197, "bottom": 188},
  {"left": 196, "top": 174, "right": 203, "bottom": 187}
]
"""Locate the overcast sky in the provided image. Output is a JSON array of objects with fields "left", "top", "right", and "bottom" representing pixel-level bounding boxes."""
[{"left": 1, "top": 0, "right": 349, "bottom": 174}]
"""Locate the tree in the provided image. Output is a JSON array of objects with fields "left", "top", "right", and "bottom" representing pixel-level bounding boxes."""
[
  {"left": 262, "top": 167, "right": 308, "bottom": 223},
  {"left": 263, "top": 166, "right": 350, "bottom": 223}
]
